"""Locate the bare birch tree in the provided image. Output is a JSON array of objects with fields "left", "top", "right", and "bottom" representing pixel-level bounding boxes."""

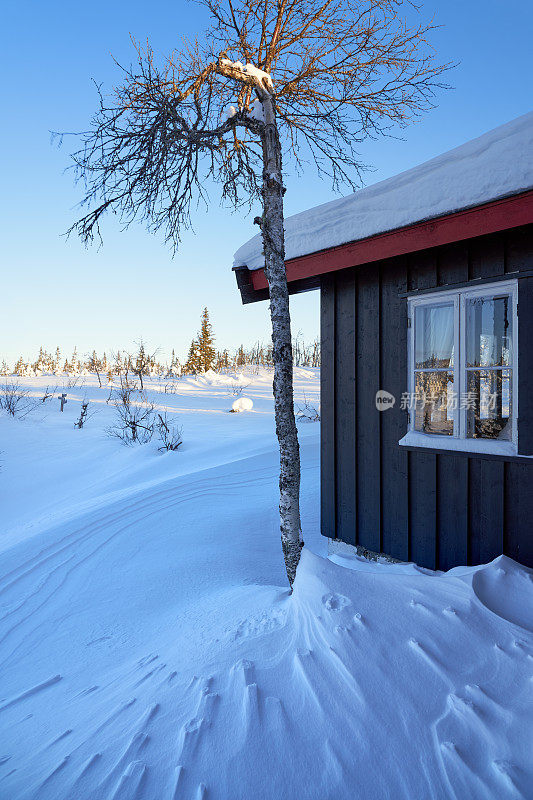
[{"left": 66, "top": 0, "right": 449, "bottom": 586}]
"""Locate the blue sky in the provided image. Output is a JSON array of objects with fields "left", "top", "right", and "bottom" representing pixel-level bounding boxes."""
[{"left": 2, "top": 0, "right": 532, "bottom": 365}]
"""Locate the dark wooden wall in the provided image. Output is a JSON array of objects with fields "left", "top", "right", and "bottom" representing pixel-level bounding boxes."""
[{"left": 320, "top": 225, "right": 533, "bottom": 570}]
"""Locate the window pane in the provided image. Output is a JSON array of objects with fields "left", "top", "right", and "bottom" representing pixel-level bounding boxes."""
[
  {"left": 414, "top": 371, "right": 455, "bottom": 436},
  {"left": 466, "top": 369, "right": 513, "bottom": 440},
  {"left": 466, "top": 295, "right": 512, "bottom": 367},
  {"left": 415, "top": 303, "right": 454, "bottom": 369}
]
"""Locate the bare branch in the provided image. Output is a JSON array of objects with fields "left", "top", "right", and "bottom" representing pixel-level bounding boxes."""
[{"left": 64, "top": 0, "right": 451, "bottom": 249}]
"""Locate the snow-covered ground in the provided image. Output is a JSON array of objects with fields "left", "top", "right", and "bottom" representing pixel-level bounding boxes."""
[{"left": 0, "top": 370, "right": 532, "bottom": 800}]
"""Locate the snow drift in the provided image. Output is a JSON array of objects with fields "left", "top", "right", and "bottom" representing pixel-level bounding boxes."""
[{"left": 0, "top": 373, "right": 531, "bottom": 799}]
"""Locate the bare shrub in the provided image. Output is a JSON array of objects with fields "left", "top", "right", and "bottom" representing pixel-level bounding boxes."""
[
  {"left": 40, "top": 385, "right": 58, "bottom": 404},
  {"left": 227, "top": 382, "right": 250, "bottom": 398},
  {"left": 296, "top": 395, "right": 321, "bottom": 423},
  {"left": 161, "top": 380, "right": 180, "bottom": 395},
  {"left": 125, "top": 341, "right": 159, "bottom": 391},
  {"left": 107, "top": 378, "right": 155, "bottom": 444},
  {"left": 156, "top": 413, "right": 183, "bottom": 451},
  {"left": 74, "top": 400, "right": 91, "bottom": 429},
  {"left": 0, "top": 382, "right": 35, "bottom": 418}
]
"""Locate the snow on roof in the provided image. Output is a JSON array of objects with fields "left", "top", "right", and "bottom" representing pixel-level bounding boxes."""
[{"left": 234, "top": 111, "right": 533, "bottom": 271}]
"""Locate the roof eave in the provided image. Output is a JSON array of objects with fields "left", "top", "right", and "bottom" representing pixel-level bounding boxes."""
[{"left": 235, "top": 189, "right": 533, "bottom": 304}]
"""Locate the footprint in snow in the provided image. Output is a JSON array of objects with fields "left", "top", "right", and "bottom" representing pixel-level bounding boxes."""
[
  {"left": 230, "top": 660, "right": 256, "bottom": 697},
  {"left": 322, "top": 593, "right": 351, "bottom": 612},
  {"left": 234, "top": 608, "right": 287, "bottom": 639}
]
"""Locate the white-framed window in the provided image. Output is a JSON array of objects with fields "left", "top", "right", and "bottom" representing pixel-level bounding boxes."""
[{"left": 402, "top": 279, "right": 518, "bottom": 454}]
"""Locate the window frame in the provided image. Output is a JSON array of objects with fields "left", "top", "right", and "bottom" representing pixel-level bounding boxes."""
[{"left": 406, "top": 279, "right": 518, "bottom": 452}]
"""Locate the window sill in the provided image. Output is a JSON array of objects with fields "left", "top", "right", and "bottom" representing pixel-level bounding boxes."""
[{"left": 398, "top": 431, "right": 521, "bottom": 458}]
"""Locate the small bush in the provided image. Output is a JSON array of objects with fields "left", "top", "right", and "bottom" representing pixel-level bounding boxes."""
[
  {"left": 40, "top": 385, "right": 58, "bottom": 404},
  {"left": 227, "top": 382, "right": 250, "bottom": 398},
  {"left": 107, "top": 378, "right": 182, "bottom": 451},
  {"left": 296, "top": 395, "right": 320, "bottom": 423},
  {"left": 107, "top": 378, "right": 155, "bottom": 445},
  {"left": 74, "top": 401, "right": 91, "bottom": 429},
  {"left": 156, "top": 413, "right": 183, "bottom": 451},
  {"left": 0, "top": 382, "right": 35, "bottom": 419}
]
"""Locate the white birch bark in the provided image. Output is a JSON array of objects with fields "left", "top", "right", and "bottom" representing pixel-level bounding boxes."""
[{"left": 259, "top": 94, "right": 303, "bottom": 587}]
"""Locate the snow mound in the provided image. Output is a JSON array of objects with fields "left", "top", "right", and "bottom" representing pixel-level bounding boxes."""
[
  {"left": 234, "top": 111, "right": 533, "bottom": 270},
  {"left": 472, "top": 555, "right": 533, "bottom": 631},
  {"left": 232, "top": 396, "right": 253, "bottom": 412}
]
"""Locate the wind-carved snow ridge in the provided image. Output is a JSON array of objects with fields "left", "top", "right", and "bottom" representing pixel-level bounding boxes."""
[
  {"left": 0, "top": 371, "right": 532, "bottom": 799},
  {"left": 234, "top": 110, "right": 533, "bottom": 271}
]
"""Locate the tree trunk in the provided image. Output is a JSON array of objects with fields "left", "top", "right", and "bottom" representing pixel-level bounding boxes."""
[{"left": 260, "top": 96, "right": 303, "bottom": 587}]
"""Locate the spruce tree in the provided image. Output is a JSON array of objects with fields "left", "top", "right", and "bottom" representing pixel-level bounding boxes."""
[
  {"left": 33, "top": 346, "right": 45, "bottom": 374},
  {"left": 132, "top": 342, "right": 151, "bottom": 389},
  {"left": 14, "top": 356, "right": 28, "bottom": 376},
  {"left": 236, "top": 345, "right": 246, "bottom": 368},
  {"left": 89, "top": 350, "right": 102, "bottom": 386},
  {"left": 184, "top": 339, "right": 199, "bottom": 374},
  {"left": 54, "top": 347, "right": 62, "bottom": 374},
  {"left": 69, "top": 347, "right": 80, "bottom": 375},
  {"left": 197, "top": 308, "right": 216, "bottom": 373}
]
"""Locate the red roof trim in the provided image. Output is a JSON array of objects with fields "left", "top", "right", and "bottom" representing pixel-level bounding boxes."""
[{"left": 250, "top": 189, "right": 533, "bottom": 292}]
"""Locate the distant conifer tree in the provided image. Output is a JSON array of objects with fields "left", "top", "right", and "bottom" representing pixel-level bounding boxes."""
[
  {"left": 68, "top": 347, "right": 80, "bottom": 375},
  {"left": 184, "top": 339, "right": 200, "bottom": 374},
  {"left": 197, "top": 308, "right": 216, "bottom": 373},
  {"left": 14, "top": 356, "right": 29, "bottom": 376},
  {"left": 132, "top": 342, "right": 153, "bottom": 389},
  {"left": 33, "top": 346, "right": 45, "bottom": 374},
  {"left": 88, "top": 350, "right": 102, "bottom": 386},
  {"left": 236, "top": 345, "right": 246, "bottom": 368},
  {"left": 168, "top": 349, "right": 181, "bottom": 377},
  {"left": 114, "top": 351, "right": 123, "bottom": 376},
  {"left": 54, "top": 347, "right": 62, "bottom": 374}
]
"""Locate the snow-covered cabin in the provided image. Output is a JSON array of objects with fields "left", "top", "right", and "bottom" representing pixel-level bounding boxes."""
[{"left": 234, "top": 112, "right": 533, "bottom": 570}]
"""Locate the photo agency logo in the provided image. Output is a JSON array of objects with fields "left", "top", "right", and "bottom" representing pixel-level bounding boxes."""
[{"left": 375, "top": 390, "right": 396, "bottom": 411}]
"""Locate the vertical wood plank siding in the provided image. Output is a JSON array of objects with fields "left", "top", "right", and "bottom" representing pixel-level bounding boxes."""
[
  {"left": 335, "top": 274, "right": 357, "bottom": 544},
  {"left": 320, "top": 276, "right": 336, "bottom": 539},
  {"left": 380, "top": 261, "right": 409, "bottom": 560},
  {"left": 320, "top": 226, "right": 533, "bottom": 569},
  {"left": 356, "top": 267, "right": 381, "bottom": 552}
]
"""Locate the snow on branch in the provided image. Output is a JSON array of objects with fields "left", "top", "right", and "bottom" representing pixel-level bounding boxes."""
[
  {"left": 220, "top": 58, "right": 274, "bottom": 93},
  {"left": 63, "top": 0, "right": 451, "bottom": 249}
]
